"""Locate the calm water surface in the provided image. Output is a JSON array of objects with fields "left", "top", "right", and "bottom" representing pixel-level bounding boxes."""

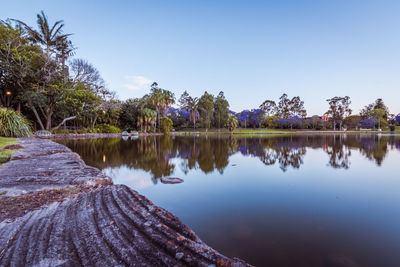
[{"left": 58, "top": 134, "right": 400, "bottom": 267}]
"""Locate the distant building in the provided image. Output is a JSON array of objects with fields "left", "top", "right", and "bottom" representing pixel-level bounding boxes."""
[{"left": 321, "top": 115, "right": 329, "bottom": 122}]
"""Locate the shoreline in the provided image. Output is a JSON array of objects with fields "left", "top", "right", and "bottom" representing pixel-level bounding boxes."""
[
  {"left": 0, "top": 137, "right": 249, "bottom": 266},
  {"left": 43, "top": 130, "right": 400, "bottom": 140}
]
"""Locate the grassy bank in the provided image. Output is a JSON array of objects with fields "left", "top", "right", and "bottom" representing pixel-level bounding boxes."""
[
  {"left": 0, "top": 137, "right": 19, "bottom": 166},
  {"left": 175, "top": 128, "right": 293, "bottom": 134}
]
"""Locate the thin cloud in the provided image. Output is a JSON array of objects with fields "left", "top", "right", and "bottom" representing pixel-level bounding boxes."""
[{"left": 122, "top": 75, "right": 152, "bottom": 91}]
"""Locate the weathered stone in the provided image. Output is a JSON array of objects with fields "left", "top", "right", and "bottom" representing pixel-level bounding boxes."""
[
  {"left": 2, "top": 144, "right": 23, "bottom": 150},
  {"left": 0, "top": 138, "right": 109, "bottom": 197},
  {"left": 161, "top": 177, "right": 184, "bottom": 184},
  {"left": 176, "top": 252, "right": 184, "bottom": 260},
  {"left": 0, "top": 185, "right": 249, "bottom": 266}
]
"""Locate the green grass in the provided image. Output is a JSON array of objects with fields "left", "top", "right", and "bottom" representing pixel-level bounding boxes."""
[
  {"left": 230, "top": 128, "right": 292, "bottom": 134},
  {"left": 0, "top": 137, "right": 18, "bottom": 166},
  {"left": 381, "top": 126, "right": 400, "bottom": 132},
  {"left": 175, "top": 128, "right": 293, "bottom": 134}
]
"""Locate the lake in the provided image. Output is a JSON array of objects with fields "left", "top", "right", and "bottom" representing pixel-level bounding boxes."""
[{"left": 58, "top": 134, "right": 400, "bottom": 267}]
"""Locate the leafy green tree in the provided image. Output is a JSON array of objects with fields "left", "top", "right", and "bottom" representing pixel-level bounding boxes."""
[
  {"left": 326, "top": 96, "right": 352, "bottom": 130},
  {"left": 259, "top": 99, "right": 277, "bottom": 117},
  {"left": 198, "top": 91, "right": 214, "bottom": 132},
  {"left": 277, "top": 94, "right": 307, "bottom": 118},
  {"left": 370, "top": 108, "right": 387, "bottom": 129},
  {"left": 53, "top": 83, "right": 101, "bottom": 130},
  {"left": 70, "top": 59, "right": 110, "bottom": 96},
  {"left": 179, "top": 91, "right": 200, "bottom": 130},
  {"left": 2, "top": 13, "right": 117, "bottom": 132},
  {"left": 119, "top": 98, "right": 141, "bottom": 130},
  {"left": 160, "top": 117, "right": 173, "bottom": 134},
  {"left": 225, "top": 114, "right": 238, "bottom": 132},
  {"left": 21, "top": 54, "right": 68, "bottom": 130},
  {"left": 0, "top": 22, "right": 42, "bottom": 109},
  {"left": 360, "top": 99, "right": 390, "bottom": 125},
  {"left": 55, "top": 37, "right": 74, "bottom": 72},
  {"left": 290, "top": 96, "right": 307, "bottom": 118},
  {"left": 309, "top": 115, "right": 323, "bottom": 129},
  {"left": 278, "top": 94, "right": 291, "bottom": 118},
  {"left": 262, "top": 115, "right": 279, "bottom": 128},
  {"left": 149, "top": 82, "right": 175, "bottom": 131},
  {"left": 344, "top": 115, "right": 362, "bottom": 129},
  {"left": 213, "top": 91, "right": 230, "bottom": 129},
  {"left": 361, "top": 98, "right": 389, "bottom": 119},
  {"left": 97, "top": 99, "right": 122, "bottom": 127}
]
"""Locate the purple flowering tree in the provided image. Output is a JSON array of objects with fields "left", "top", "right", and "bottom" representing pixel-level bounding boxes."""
[
  {"left": 237, "top": 110, "right": 251, "bottom": 128},
  {"left": 359, "top": 118, "right": 377, "bottom": 128},
  {"left": 248, "top": 109, "right": 265, "bottom": 128},
  {"left": 166, "top": 107, "right": 191, "bottom": 128},
  {"left": 273, "top": 118, "right": 290, "bottom": 129}
]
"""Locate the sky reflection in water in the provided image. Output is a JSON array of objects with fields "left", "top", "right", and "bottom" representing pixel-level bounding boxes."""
[{"left": 59, "top": 134, "right": 400, "bottom": 267}]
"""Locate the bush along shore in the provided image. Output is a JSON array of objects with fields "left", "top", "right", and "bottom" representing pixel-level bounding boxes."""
[{"left": 0, "top": 137, "right": 250, "bottom": 267}]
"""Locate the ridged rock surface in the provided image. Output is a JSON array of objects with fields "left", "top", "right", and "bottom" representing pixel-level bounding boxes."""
[{"left": 0, "top": 185, "right": 248, "bottom": 267}]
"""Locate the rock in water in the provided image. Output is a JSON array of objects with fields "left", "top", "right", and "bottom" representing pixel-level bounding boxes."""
[{"left": 160, "top": 177, "right": 184, "bottom": 184}]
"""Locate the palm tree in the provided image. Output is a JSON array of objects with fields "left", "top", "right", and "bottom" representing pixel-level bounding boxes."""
[
  {"left": 55, "top": 38, "right": 75, "bottom": 72},
  {"left": 149, "top": 111, "right": 157, "bottom": 132},
  {"left": 179, "top": 91, "right": 200, "bottom": 131},
  {"left": 137, "top": 116, "right": 143, "bottom": 132},
  {"left": 141, "top": 108, "right": 157, "bottom": 133},
  {"left": 226, "top": 114, "right": 239, "bottom": 133},
  {"left": 14, "top": 11, "right": 71, "bottom": 58},
  {"left": 149, "top": 83, "right": 175, "bottom": 131}
]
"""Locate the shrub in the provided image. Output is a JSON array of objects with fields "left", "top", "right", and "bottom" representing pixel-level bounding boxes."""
[
  {"left": 262, "top": 116, "right": 279, "bottom": 128},
  {"left": 0, "top": 108, "right": 31, "bottom": 137},
  {"left": 93, "top": 124, "right": 121, "bottom": 133},
  {"left": 225, "top": 114, "right": 238, "bottom": 132},
  {"left": 389, "top": 125, "right": 395, "bottom": 131},
  {"left": 51, "top": 128, "right": 71, "bottom": 134},
  {"left": 160, "top": 117, "right": 173, "bottom": 134}
]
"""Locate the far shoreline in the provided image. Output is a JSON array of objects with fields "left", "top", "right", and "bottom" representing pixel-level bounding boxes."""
[{"left": 43, "top": 129, "right": 400, "bottom": 140}]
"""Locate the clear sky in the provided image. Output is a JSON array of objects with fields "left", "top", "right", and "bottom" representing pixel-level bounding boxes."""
[{"left": 2, "top": 0, "right": 400, "bottom": 115}]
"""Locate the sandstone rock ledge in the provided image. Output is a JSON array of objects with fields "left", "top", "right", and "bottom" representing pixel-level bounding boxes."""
[
  {"left": 0, "top": 138, "right": 109, "bottom": 197},
  {"left": 0, "top": 138, "right": 250, "bottom": 267}
]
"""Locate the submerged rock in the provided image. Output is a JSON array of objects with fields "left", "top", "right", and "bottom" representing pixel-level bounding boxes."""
[{"left": 161, "top": 177, "right": 184, "bottom": 184}]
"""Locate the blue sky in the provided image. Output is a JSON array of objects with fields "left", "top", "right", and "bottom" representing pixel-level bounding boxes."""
[{"left": 2, "top": 0, "right": 400, "bottom": 115}]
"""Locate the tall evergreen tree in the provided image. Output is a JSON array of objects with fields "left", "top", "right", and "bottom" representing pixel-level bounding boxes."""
[
  {"left": 213, "top": 91, "right": 230, "bottom": 129},
  {"left": 198, "top": 91, "right": 214, "bottom": 132}
]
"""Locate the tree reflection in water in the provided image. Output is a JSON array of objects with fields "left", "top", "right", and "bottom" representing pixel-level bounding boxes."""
[{"left": 59, "top": 134, "right": 400, "bottom": 180}]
